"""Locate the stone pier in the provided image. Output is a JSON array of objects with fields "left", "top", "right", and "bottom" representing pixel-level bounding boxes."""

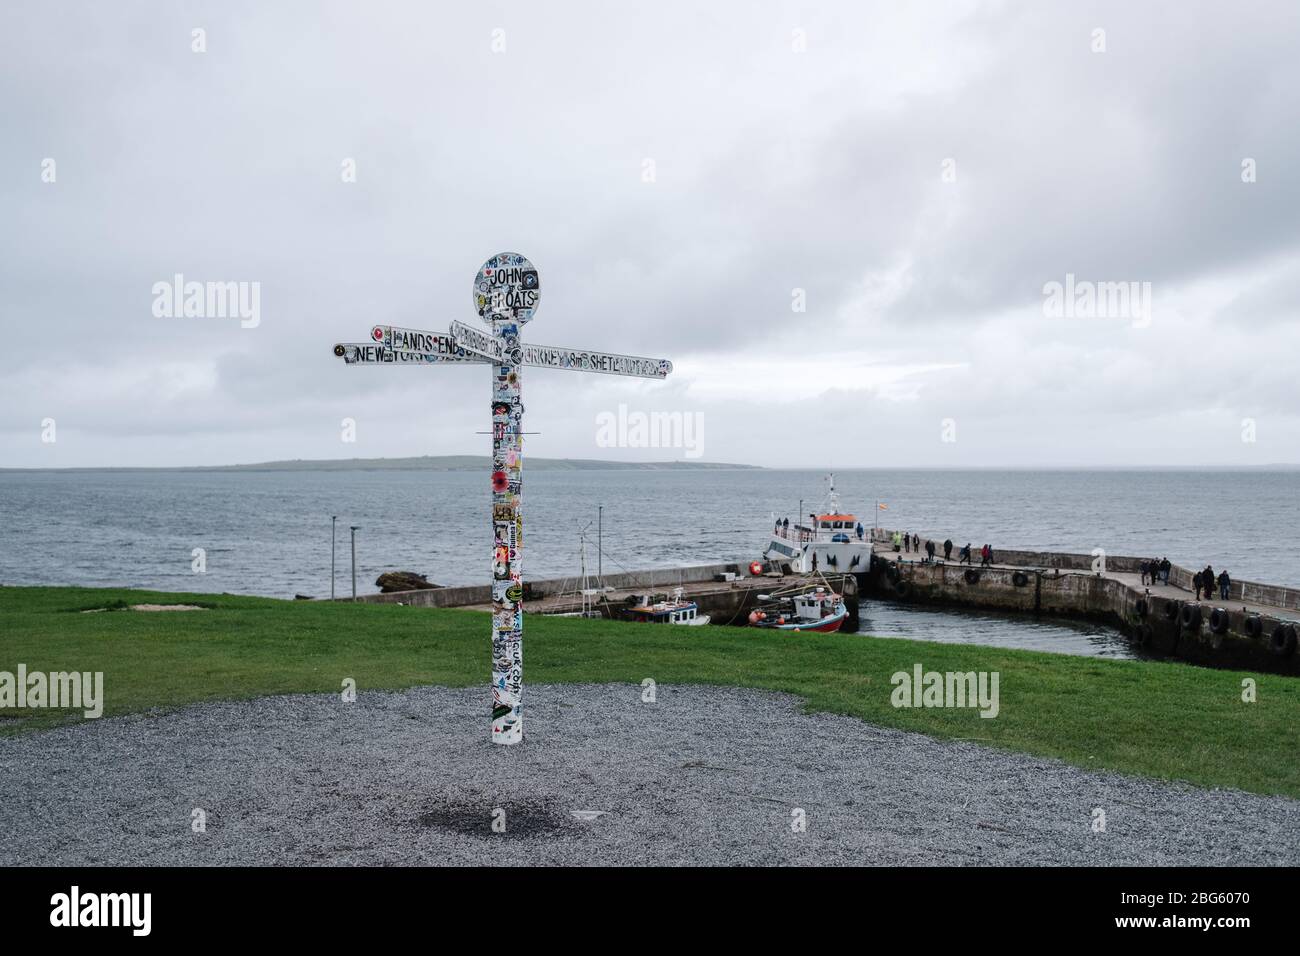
[{"left": 869, "top": 530, "right": 1300, "bottom": 676}]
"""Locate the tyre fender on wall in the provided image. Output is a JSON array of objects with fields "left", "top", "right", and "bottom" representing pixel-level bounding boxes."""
[
  {"left": 1270, "top": 624, "right": 1298, "bottom": 658},
  {"left": 1209, "top": 607, "right": 1230, "bottom": 634}
]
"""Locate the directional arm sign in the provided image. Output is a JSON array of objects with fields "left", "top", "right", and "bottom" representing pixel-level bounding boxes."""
[
  {"left": 520, "top": 342, "right": 673, "bottom": 379},
  {"left": 333, "top": 343, "right": 486, "bottom": 365},
  {"left": 369, "top": 325, "right": 483, "bottom": 360},
  {"left": 449, "top": 319, "right": 505, "bottom": 362}
]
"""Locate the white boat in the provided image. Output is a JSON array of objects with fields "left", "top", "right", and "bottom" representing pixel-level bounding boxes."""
[
  {"left": 762, "top": 474, "right": 873, "bottom": 575},
  {"left": 623, "top": 587, "right": 711, "bottom": 626}
]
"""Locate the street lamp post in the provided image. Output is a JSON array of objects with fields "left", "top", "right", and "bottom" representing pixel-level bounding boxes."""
[{"left": 350, "top": 525, "right": 359, "bottom": 601}]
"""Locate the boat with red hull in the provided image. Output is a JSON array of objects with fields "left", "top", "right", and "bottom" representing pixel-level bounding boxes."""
[{"left": 748, "top": 585, "right": 848, "bottom": 633}]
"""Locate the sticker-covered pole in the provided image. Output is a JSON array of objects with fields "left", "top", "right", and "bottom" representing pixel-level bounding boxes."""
[
  {"left": 479, "top": 253, "right": 538, "bottom": 746},
  {"left": 490, "top": 327, "right": 524, "bottom": 744}
]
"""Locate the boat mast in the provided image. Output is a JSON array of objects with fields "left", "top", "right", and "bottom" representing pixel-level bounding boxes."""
[{"left": 578, "top": 524, "right": 592, "bottom": 616}]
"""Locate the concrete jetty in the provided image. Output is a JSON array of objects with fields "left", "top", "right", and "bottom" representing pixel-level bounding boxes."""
[
  {"left": 869, "top": 529, "right": 1300, "bottom": 676},
  {"left": 354, "top": 562, "right": 860, "bottom": 630}
]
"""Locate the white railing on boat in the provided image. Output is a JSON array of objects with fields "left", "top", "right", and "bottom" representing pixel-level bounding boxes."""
[{"left": 772, "top": 526, "right": 866, "bottom": 544}]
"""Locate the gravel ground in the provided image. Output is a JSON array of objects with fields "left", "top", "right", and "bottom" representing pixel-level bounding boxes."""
[{"left": 1, "top": 683, "right": 1296, "bottom": 866}]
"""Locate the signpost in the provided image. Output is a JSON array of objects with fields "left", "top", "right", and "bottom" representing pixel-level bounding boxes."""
[{"left": 331, "top": 252, "right": 672, "bottom": 745}]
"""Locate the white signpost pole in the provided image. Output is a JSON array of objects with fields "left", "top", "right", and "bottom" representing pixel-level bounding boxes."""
[
  {"left": 477, "top": 253, "right": 537, "bottom": 745},
  {"left": 333, "top": 252, "right": 671, "bottom": 746}
]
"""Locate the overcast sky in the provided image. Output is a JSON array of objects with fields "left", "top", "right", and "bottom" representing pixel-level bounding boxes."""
[{"left": 2, "top": 0, "right": 1297, "bottom": 468}]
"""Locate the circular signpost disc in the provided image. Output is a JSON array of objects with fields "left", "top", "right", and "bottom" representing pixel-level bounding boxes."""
[{"left": 474, "top": 252, "right": 540, "bottom": 326}]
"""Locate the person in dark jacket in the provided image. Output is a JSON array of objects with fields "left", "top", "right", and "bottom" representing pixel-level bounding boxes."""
[
  {"left": 925, "top": 539, "right": 936, "bottom": 562},
  {"left": 1160, "top": 557, "right": 1171, "bottom": 584},
  {"left": 1140, "top": 559, "right": 1150, "bottom": 585},
  {"left": 1218, "top": 569, "right": 1230, "bottom": 600},
  {"left": 1203, "top": 565, "right": 1214, "bottom": 601},
  {"left": 959, "top": 543, "right": 972, "bottom": 565},
  {"left": 1193, "top": 571, "right": 1203, "bottom": 600},
  {"left": 943, "top": 538, "right": 953, "bottom": 560}
]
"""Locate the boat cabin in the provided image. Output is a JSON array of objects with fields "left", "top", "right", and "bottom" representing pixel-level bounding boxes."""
[
  {"left": 793, "top": 590, "right": 832, "bottom": 622},
  {"left": 628, "top": 602, "right": 702, "bottom": 624}
]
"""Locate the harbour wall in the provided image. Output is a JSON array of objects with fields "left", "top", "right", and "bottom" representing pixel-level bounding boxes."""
[
  {"left": 350, "top": 536, "right": 1299, "bottom": 674},
  {"left": 354, "top": 562, "right": 859, "bottom": 630},
  {"left": 869, "top": 530, "right": 1300, "bottom": 676}
]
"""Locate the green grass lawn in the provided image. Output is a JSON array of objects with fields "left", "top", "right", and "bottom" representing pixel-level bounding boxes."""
[{"left": 3, "top": 586, "right": 1298, "bottom": 798}]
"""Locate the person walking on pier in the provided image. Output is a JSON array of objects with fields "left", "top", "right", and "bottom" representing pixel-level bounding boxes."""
[
  {"left": 980, "top": 543, "right": 992, "bottom": 567},
  {"left": 959, "top": 543, "right": 972, "bottom": 565},
  {"left": 943, "top": 538, "right": 953, "bottom": 560},
  {"left": 1140, "top": 559, "right": 1150, "bottom": 585},
  {"left": 1203, "top": 564, "right": 1215, "bottom": 602},
  {"left": 1159, "top": 557, "right": 1170, "bottom": 584},
  {"left": 1218, "top": 569, "right": 1231, "bottom": 600},
  {"left": 1193, "top": 570, "right": 1203, "bottom": 600},
  {"left": 925, "top": 539, "right": 936, "bottom": 563}
]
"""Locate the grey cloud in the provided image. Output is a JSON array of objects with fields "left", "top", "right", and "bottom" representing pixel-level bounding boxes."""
[{"left": 0, "top": 0, "right": 1297, "bottom": 467}]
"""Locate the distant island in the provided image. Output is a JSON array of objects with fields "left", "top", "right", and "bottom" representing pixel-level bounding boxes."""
[{"left": 2, "top": 455, "right": 762, "bottom": 473}]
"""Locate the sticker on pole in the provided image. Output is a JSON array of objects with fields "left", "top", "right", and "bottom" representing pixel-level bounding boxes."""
[
  {"left": 449, "top": 319, "right": 505, "bottom": 362},
  {"left": 474, "top": 252, "right": 540, "bottom": 326}
]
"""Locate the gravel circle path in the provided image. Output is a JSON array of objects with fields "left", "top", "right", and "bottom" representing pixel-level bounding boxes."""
[{"left": 2, "top": 683, "right": 1296, "bottom": 866}]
